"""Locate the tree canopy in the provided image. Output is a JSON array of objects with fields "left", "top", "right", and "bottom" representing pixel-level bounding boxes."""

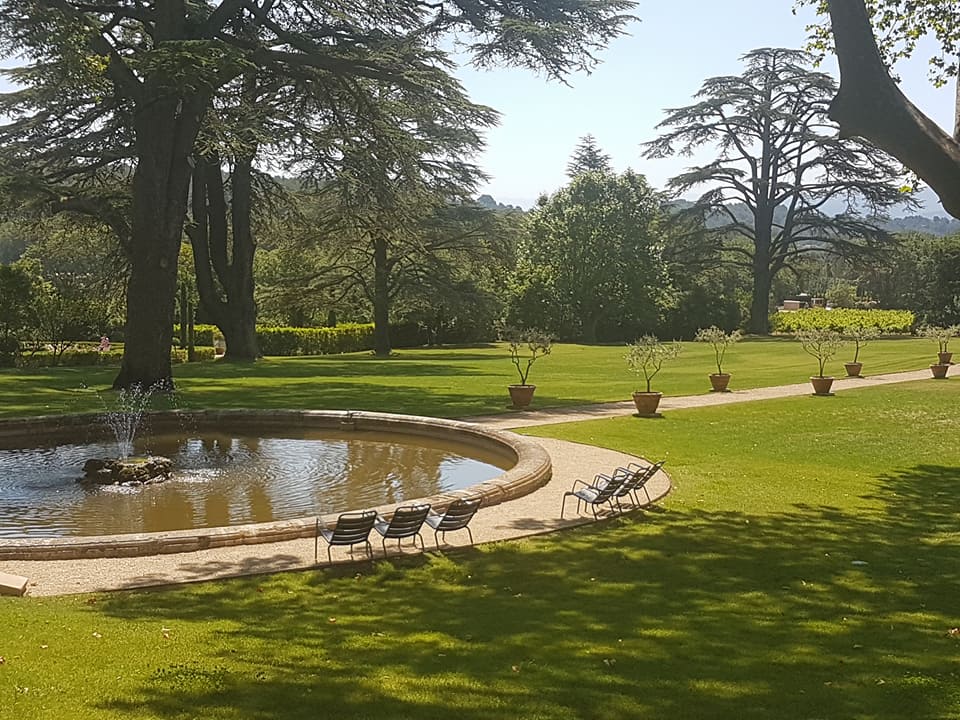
[{"left": 644, "top": 47, "right": 912, "bottom": 333}]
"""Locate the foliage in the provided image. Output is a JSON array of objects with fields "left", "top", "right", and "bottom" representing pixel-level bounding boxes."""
[
  {"left": 15, "top": 346, "right": 216, "bottom": 368},
  {"left": 625, "top": 335, "right": 683, "bottom": 393},
  {"left": 796, "top": 328, "right": 846, "bottom": 377},
  {"left": 566, "top": 134, "right": 612, "bottom": 177},
  {"left": 0, "top": 259, "right": 40, "bottom": 342},
  {"left": 803, "top": 0, "right": 960, "bottom": 86},
  {"left": 644, "top": 47, "right": 913, "bottom": 334},
  {"left": 257, "top": 324, "right": 375, "bottom": 357},
  {"left": 505, "top": 328, "right": 553, "bottom": 386},
  {"left": 694, "top": 326, "right": 743, "bottom": 375},
  {"left": 844, "top": 324, "right": 880, "bottom": 363},
  {"left": 174, "top": 324, "right": 220, "bottom": 348},
  {"left": 771, "top": 308, "right": 914, "bottom": 333},
  {"left": 825, "top": 281, "right": 859, "bottom": 308},
  {"left": 509, "top": 169, "right": 669, "bottom": 342},
  {"left": 919, "top": 324, "right": 960, "bottom": 353}
]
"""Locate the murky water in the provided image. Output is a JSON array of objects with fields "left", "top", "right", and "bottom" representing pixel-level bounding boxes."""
[{"left": 0, "top": 429, "right": 507, "bottom": 538}]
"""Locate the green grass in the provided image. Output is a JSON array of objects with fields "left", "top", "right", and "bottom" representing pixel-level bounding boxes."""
[
  {"left": 0, "top": 337, "right": 938, "bottom": 419},
  {"left": 2, "top": 379, "right": 959, "bottom": 718}
]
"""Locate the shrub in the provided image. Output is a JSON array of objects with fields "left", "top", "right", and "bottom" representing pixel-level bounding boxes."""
[
  {"left": 625, "top": 336, "right": 683, "bottom": 393},
  {"left": 256, "top": 323, "right": 375, "bottom": 356},
  {"left": 0, "top": 336, "right": 21, "bottom": 367},
  {"left": 173, "top": 324, "right": 219, "bottom": 347},
  {"left": 771, "top": 308, "right": 914, "bottom": 334}
]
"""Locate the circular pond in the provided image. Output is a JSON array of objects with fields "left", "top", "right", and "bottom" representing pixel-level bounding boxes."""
[{"left": 0, "top": 410, "right": 551, "bottom": 560}]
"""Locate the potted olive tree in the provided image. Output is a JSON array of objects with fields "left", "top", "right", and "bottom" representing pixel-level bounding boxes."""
[
  {"left": 694, "top": 326, "right": 742, "bottom": 392},
  {"left": 625, "top": 335, "right": 682, "bottom": 416},
  {"left": 797, "top": 328, "right": 844, "bottom": 395},
  {"left": 842, "top": 324, "right": 880, "bottom": 377},
  {"left": 920, "top": 324, "right": 959, "bottom": 367},
  {"left": 505, "top": 328, "right": 552, "bottom": 408}
]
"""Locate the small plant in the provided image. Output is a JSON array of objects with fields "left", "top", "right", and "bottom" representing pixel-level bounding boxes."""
[
  {"left": 625, "top": 335, "right": 683, "bottom": 393},
  {"left": 796, "top": 329, "right": 845, "bottom": 378},
  {"left": 844, "top": 325, "right": 880, "bottom": 364},
  {"left": 694, "top": 326, "right": 742, "bottom": 375},
  {"left": 505, "top": 328, "right": 552, "bottom": 386},
  {"left": 919, "top": 324, "right": 960, "bottom": 353}
]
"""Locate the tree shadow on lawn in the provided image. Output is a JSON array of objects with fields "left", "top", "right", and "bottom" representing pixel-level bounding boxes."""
[{"left": 91, "top": 464, "right": 960, "bottom": 719}]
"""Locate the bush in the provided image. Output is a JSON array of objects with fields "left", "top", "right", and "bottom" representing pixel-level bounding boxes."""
[
  {"left": 256, "top": 323, "right": 375, "bottom": 356},
  {"left": 173, "top": 323, "right": 219, "bottom": 347},
  {"left": 0, "top": 336, "right": 21, "bottom": 367},
  {"left": 771, "top": 308, "right": 914, "bottom": 334},
  {"left": 18, "top": 346, "right": 216, "bottom": 367}
]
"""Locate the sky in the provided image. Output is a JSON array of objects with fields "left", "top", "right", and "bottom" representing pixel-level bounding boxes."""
[{"left": 453, "top": 0, "right": 957, "bottom": 209}]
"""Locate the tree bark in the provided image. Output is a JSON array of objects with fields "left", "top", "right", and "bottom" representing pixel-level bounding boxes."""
[
  {"left": 825, "top": 0, "right": 960, "bottom": 220},
  {"left": 187, "top": 156, "right": 260, "bottom": 362},
  {"left": 748, "top": 263, "right": 773, "bottom": 335},
  {"left": 372, "top": 233, "right": 392, "bottom": 357},
  {"left": 113, "top": 95, "right": 204, "bottom": 390}
]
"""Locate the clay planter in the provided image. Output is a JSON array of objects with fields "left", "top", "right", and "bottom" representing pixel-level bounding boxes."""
[
  {"left": 508, "top": 384, "right": 537, "bottom": 408},
  {"left": 632, "top": 391, "right": 663, "bottom": 417},
  {"left": 930, "top": 364, "right": 950, "bottom": 379},
  {"left": 844, "top": 362, "right": 863, "bottom": 378},
  {"left": 938, "top": 351, "right": 953, "bottom": 365},
  {"left": 810, "top": 376, "right": 835, "bottom": 396},
  {"left": 708, "top": 373, "right": 731, "bottom": 392}
]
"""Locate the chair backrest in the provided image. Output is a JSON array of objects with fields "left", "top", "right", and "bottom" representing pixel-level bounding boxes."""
[
  {"left": 382, "top": 504, "right": 431, "bottom": 538},
  {"left": 330, "top": 510, "right": 377, "bottom": 543},
  {"left": 434, "top": 497, "right": 482, "bottom": 532},
  {"left": 592, "top": 472, "right": 628, "bottom": 503},
  {"left": 616, "top": 460, "right": 665, "bottom": 497}
]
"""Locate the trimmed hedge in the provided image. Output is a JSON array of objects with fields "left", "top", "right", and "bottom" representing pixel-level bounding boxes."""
[
  {"left": 257, "top": 323, "right": 374, "bottom": 356},
  {"left": 18, "top": 347, "right": 216, "bottom": 368},
  {"left": 173, "top": 324, "right": 219, "bottom": 347},
  {"left": 771, "top": 308, "right": 916, "bottom": 334}
]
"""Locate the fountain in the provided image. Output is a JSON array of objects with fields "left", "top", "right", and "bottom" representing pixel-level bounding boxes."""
[
  {"left": 0, "top": 409, "right": 552, "bottom": 560},
  {"left": 78, "top": 384, "right": 173, "bottom": 486}
]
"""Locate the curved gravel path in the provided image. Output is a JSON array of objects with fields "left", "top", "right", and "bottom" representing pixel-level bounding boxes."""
[{"left": 3, "top": 366, "right": 942, "bottom": 596}]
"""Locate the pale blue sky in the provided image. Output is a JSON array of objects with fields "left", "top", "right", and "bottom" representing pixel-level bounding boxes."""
[{"left": 455, "top": 0, "right": 956, "bottom": 208}]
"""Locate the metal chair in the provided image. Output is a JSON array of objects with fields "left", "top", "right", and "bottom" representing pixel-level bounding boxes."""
[
  {"left": 373, "top": 504, "right": 431, "bottom": 554},
  {"left": 315, "top": 510, "right": 377, "bottom": 564},
  {"left": 560, "top": 472, "right": 628, "bottom": 519},
  {"left": 424, "top": 497, "right": 482, "bottom": 547},
  {"left": 610, "top": 459, "right": 666, "bottom": 507}
]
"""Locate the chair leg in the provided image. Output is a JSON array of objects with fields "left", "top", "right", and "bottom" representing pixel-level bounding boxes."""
[
  {"left": 327, "top": 544, "right": 333, "bottom": 564},
  {"left": 466, "top": 527, "right": 474, "bottom": 545},
  {"left": 435, "top": 529, "right": 441, "bottom": 548},
  {"left": 561, "top": 493, "right": 570, "bottom": 518},
  {"left": 365, "top": 540, "right": 373, "bottom": 558}
]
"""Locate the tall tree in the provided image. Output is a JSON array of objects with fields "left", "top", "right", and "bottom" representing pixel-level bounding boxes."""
[
  {"left": 0, "top": 0, "right": 633, "bottom": 389},
  {"left": 644, "top": 47, "right": 912, "bottom": 334},
  {"left": 566, "top": 134, "right": 613, "bottom": 177},
  {"left": 510, "top": 169, "right": 668, "bottom": 342},
  {"left": 804, "top": 0, "right": 960, "bottom": 219}
]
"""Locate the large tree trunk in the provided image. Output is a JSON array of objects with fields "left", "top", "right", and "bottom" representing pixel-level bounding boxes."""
[
  {"left": 372, "top": 233, "right": 392, "bottom": 357},
  {"left": 113, "top": 97, "right": 203, "bottom": 390},
  {"left": 187, "top": 156, "right": 260, "bottom": 362},
  {"left": 825, "top": 0, "right": 960, "bottom": 220}
]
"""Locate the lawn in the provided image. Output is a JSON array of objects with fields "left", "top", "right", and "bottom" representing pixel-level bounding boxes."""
[
  {"left": 0, "top": 336, "right": 938, "bottom": 419},
  {"left": 2, "top": 379, "right": 958, "bottom": 719}
]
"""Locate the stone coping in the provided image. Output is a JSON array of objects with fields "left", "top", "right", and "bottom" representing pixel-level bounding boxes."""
[{"left": 0, "top": 410, "right": 552, "bottom": 561}]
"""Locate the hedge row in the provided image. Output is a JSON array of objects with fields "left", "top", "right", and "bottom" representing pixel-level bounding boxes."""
[
  {"left": 14, "top": 346, "right": 216, "bottom": 368},
  {"left": 771, "top": 308, "right": 916, "bottom": 334},
  {"left": 173, "top": 324, "right": 219, "bottom": 347},
  {"left": 257, "top": 323, "right": 374, "bottom": 356}
]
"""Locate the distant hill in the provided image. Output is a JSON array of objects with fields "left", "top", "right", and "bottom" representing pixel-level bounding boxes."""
[
  {"left": 667, "top": 199, "right": 960, "bottom": 237},
  {"left": 475, "top": 194, "right": 523, "bottom": 212}
]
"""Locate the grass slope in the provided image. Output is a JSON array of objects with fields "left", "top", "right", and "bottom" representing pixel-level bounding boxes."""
[
  {"left": 2, "top": 380, "right": 958, "bottom": 718},
  {"left": 0, "top": 337, "right": 938, "bottom": 419}
]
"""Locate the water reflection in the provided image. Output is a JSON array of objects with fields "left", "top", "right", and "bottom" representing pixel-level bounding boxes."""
[{"left": 0, "top": 430, "right": 505, "bottom": 538}]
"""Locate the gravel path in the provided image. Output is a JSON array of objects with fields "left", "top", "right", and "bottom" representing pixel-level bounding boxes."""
[{"left": 4, "top": 366, "right": 942, "bottom": 597}]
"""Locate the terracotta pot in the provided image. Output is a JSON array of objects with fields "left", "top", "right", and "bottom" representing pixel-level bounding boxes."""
[
  {"left": 708, "top": 373, "right": 731, "bottom": 392},
  {"left": 938, "top": 351, "right": 953, "bottom": 365},
  {"left": 508, "top": 384, "right": 536, "bottom": 408},
  {"left": 930, "top": 364, "right": 950, "bottom": 379},
  {"left": 810, "top": 376, "right": 835, "bottom": 396},
  {"left": 844, "top": 362, "right": 863, "bottom": 377},
  {"left": 632, "top": 391, "right": 663, "bottom": 416}
]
